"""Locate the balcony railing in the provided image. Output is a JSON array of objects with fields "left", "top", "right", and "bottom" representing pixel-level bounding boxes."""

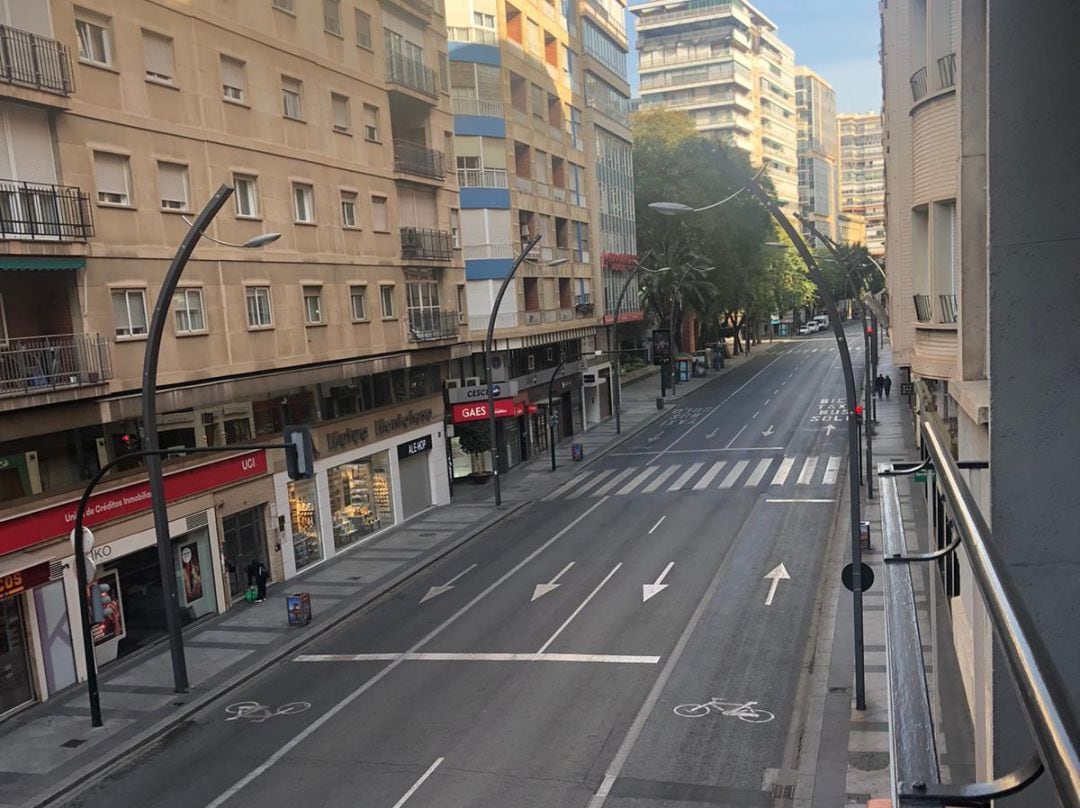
[
  {"left": 637, "top": 2, "right": 734, "bottom": 27},
  {"left": 386, "top": 51, "right": 437, "bottom": 98},
  {"left": 393, "top": 139, "right": 445, "bottom": 180},
  {"left": 939, "top": 293, "right": 958, "bottom": 323},
  {"left": 0, "top": 333, "right": 112, "bottom": 397},
  {"left": 451, "top": 96, "right": 504, "bottom": 118},
  {"left": 0, "top": 179, "right": 93, "bottom": 241},
  {"left": 910, "top": 65, "right": 928, "bottom": 102},
  {"left": 913, "top": 294, "right": 933, "bottom": 323},
  {"left": 400, "top": 227, "right": 452, "bottom": 261},
  {"left": 388, "top": 0, "right": 433, "bottom": 18},
  {"left": 524, "top": 310, "right": 542, "bottom": 325},
  {"left": 463, "top": 243, "right": 513, "bottom": 260},
  {"left": 447, "top": 26, "right": 498, "bottom": 45},
  {"left": 575, "top": 293, "right": 594, "bottom": 308},
  {"left": 469, "top": 311, "right": 519, "bottom": 331},
  {"left": 407, "top": 309, "right": 458, "bottom": 342},
  {"left": 515, "top": 176, "right": 533, "bottom": 194},
  {"left": 0, "top": 24, "right": 72, "bottom": 96},
  {"left": 937, "top": 51, "right": 956, "bottom": 90},
  {"left": 457, "top": 167, "right": 508, "bottom": 188},
  {"left": 557, "top": 307, "right": 574, "bottom": 321},
  {"left": 585, "top": 0, "right": 627, "bottom": 35}
]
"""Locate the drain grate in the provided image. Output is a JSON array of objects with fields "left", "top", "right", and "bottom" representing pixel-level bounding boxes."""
[
  {"left": 60, "top": 738, "right": 86, "bottom": 748},
  {"left": 770, "top": 783, "right": 795, "bottom": 800}
]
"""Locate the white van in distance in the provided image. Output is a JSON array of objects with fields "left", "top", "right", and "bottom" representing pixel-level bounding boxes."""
[{"left": 812, "top": 314, "right": 830, "bottom": 330}]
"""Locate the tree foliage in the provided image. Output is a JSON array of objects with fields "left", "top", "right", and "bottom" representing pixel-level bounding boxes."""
[{"left": 456, "top": 422, "right": 490, "bottom": 456}]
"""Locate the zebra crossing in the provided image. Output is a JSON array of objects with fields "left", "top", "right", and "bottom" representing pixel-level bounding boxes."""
[{"left": 542, "top": 455, "right": 843, "bottom": 501}]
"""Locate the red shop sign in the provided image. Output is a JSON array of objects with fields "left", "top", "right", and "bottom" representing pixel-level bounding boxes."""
[
  {"left": 0, "top": 451, "right": 268, "bottom": 557},
  {"left": 452, "top": 399, "right": 520, "bottom": 423},
  {"left": 0, "top": 561, "right": 51, "bottom": 600}
]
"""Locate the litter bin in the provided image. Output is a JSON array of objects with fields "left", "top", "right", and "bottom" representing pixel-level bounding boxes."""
[
  {"left": 287, "top": 592, "right": 312, "bottom": 626},
  {"left": 571, "top": 443, "right": 584, "bottom": 461}
]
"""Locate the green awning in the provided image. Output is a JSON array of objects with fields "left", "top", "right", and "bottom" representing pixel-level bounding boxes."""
[{"left": 0, "top": 256, "right": 85, "bottom": 271}]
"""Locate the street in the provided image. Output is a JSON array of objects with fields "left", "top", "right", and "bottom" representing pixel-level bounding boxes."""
[{"left": 64, "top": 330, "right": 861, "bottom": 808}]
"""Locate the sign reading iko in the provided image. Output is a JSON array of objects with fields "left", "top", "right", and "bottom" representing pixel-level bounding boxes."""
[{"left": 398, "top": 434, "right": 432, "bottom": 459}]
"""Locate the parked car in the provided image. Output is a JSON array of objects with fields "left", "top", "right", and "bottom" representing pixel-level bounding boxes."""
[{"left": 798, "top": 324, "right": 812, "bottom": 335}]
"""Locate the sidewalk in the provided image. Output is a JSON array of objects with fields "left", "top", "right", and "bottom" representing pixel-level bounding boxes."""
[{"left": 0, "top": 340, "right": 783, "bottom": 808}]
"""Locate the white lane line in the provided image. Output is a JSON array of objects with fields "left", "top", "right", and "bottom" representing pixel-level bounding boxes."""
[
  {"left": 391, "top": 758, "right": 444, "bottom": 808},
  {"left": 797, "top": 456, "right": 819, "bottom": 485},
  {"left": 542, "top": 471, "right": 593, "bottom": 501},
  {"left": 752, "top": 410, "right": 760, "bottom": 419},
  {"left": 642, "top": 465, "right": 680, "bottom": 493},
  {"left": 773, "top": 389, "right": 780, "bottom": 395},
  {"left": 668, "top": 462, "right": 704, "bottom": 491},
  {"left": 763, "top": 399, "right": 771, "bottom": 406},
  {"left": 771, "top": 457, "right": 795, "bottom": 486},
  {"left": 767, "top": 498, "right": 836, "bottom": 504},
  {"left": 745, "top": 458, "right": 773, "bottom": 486},
  {"left": 294, "top": 653, "right": 661, "bottom": 664},
  {"left": 719, "top": 459, "right": 749, "bottom": 489},
  {"left": 823, "top": 456, "right": 841, "bottom": 485},
  {"left": 617, "top": 466, "right": 659, "bottom": 495},
  {"left": 538, "top": 563, "right": 622, "bottom": 654},
  {"left": 648, "top": 515, "right": 666, "bottom": 534},
  {"left": 692, "top": 461, "right": 727, "bottom": 490},
  {"left": 204, "top": 498, "right": 610, "bottom": 808},
  {"left": 566, "top": 469, "right": 615, "bottom": 499},
  {"left": 591, "top": 468, "right": 636, "bottom": 496},
  {"left": 723, "top": 424, "right": 747, "bottom": 449}
]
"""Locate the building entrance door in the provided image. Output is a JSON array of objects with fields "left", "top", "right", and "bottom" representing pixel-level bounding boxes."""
[
  {"left": 222, "top": 507, "right": 267, "bottom": 600},
  {"left": 0, "top": 596, "right": 34, "bottom": 717}
]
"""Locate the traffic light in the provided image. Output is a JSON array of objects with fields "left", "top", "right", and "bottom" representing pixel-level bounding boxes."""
[{"left": 284, "top": 425, "right": 314, "bottom": 480}]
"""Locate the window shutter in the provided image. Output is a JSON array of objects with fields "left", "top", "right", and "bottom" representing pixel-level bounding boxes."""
[
  {"left": 475, "top": 64, "right": 501, "bottom": 100},
  {"left": 332, "top": 94, "right": 349, "bottom": 129},
  {"left": 158, "top": 162, "right": 187, "bottom": 206},
  {"left": 481, "top": 138, "right": 507, "bottom": 168},
  {"left": 415, "top": 190, "right": 437, "bottom": 228},
  {"left": 372, "top": 197, "right": 388, "bottom": 231},
  {"left": 143, "top": 31, "right": 173, "bottom": 78},
  {"left": 450, "top": 62, "right": 476, "bottom": 93},
  {"left": 221, "top": 57, "right": 245, "bottom": 92},
  {"left": 455, "top": 136, "right": 481, "bottom": 159},
  {"left": 94, "top": 152, "right": 128, "bottom": 196}
]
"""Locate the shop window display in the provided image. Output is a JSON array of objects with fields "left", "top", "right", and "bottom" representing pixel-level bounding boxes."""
[
  {"left": 328, "top": 451, "right": 395, "bottom": 549},
  {"left": 288, "top": 478, "right": 322, "bottom": 569}
]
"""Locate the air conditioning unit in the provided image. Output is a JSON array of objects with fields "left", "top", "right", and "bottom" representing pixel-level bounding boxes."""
[
  {"left": 465, "top": 376, "right": 480, "bottom": 386},
  {"left": 445, "top": 379, "right": 461, "bottom": 390}
]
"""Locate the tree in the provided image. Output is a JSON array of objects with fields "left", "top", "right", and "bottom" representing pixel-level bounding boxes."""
[{"left": 456, "top": 422, "right": 491, "bottom": 476}]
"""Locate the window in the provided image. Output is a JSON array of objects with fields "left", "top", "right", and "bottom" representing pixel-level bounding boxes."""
[
  {"left": 245, "top": 286, "right": 273, "bottom": 328},
  {"left": 371, "top": 195, "right": 388, "bottom": 231},
  {"left": 293, "top": 183, "right": 314, "bottom": 223},
  {"left": 450, "top": 208, "right": 460, "bottom": 248},
  {"left": 234, "top": 174, "right": 258, "bottom": 217},
  {"left": 362, "top": 104, "right": 379, "bottom": 141},
  {"left": 456, "top": 285, "right": 466, "bottom": 324},
  {"left": 157, "top": 162, "right": 189, "bottom": 211},
  {"left": 303, "top": 286, "right": 324, "bottom": 325},
  {"left": 282, "top": 77, "right": 303, "bottom": 120},
  {"left": 75, "top": 9, "right": 111, "bottom": 66},
  {"left": 173, "top": 288, "right": 206, "bottom": 334},
  {"left": 323, "top": 0, "right": 342, "bottom": 35},
  {"left": 474, "top": 11, "right": 495, "bottom": 28},
  {"left": 355, "top": 10, "right": 372, "bottom": 48},
  {"left": 93, "top": 152, "right": 132, "bottom": 206},
  {"left": 380, "top": 285, "right": 396, "bottom": 318},
  {"left": 350, "top": 286, "right": 368, "bottom": 321},
  {"left": 272, "top": 0, "right": 294, "bottom": 11},
  {"left": 340, "top": 191, "right": 358, "bottom": 228},
  {"left": 438, "top": 52, "right": 449, "bottom": 93},
  {"left": 142, "top": 30, "right": 174, "bottom": 83},
  {"left": 221, "top": 56, "right": 246, "bottom": 103},
  {"left": 112, "top": 289, "right": 148, "bottom": 338},
  {"left": 331, "top": 93, "right": 350, "bottom": 132}
]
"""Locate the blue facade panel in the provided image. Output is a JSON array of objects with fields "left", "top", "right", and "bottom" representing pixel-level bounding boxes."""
[
  {"left": 459, "top": 188, "right": 511, "bottom": 209},
  {"left": 448, "top": 43, "right": 501, "bottom": 66},
  {"left": 466, "top": 259, "right": 515, "bottom": 280},
  {"left": 454, "top": 116, "right": 505, "bottom": 137}
]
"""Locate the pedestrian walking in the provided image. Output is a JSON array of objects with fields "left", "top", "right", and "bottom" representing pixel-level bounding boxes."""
[
  {"left": 253, "top": 560, "right": 270, "bottom": 603},
  {"left": 874, "top": 375, "right": 885, "bottom": 399},
  {"left": 884, "top": 375, "right": 892, "bottom": 398}
]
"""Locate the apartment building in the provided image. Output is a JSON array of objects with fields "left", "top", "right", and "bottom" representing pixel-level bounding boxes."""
[
  {"left": 882, "top": 2, "right": 1079, "bottom": 801},
  {"left": 0, "top": 0, "right": 464, "bottom": 713},
  {"left": 634, "top": 0, "right": 799, "bottom": 212},
  {"left": 837, "top": 111, "right": 885, "bottom": 256},
  {"left": 445, "top": 0, "right": 634, "bottom": 479},
  {"left": 794, "top": 66, "right": 839, "bottom": 244}
]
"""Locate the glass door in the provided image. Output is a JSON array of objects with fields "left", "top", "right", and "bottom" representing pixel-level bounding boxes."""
[{"left": 0, "top": 597, "right": 34, "bottom": 716}]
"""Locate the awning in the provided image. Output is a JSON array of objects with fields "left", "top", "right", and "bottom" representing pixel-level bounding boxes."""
[{"left": 0, "top": 256, "right": 85, "bottom": 271}]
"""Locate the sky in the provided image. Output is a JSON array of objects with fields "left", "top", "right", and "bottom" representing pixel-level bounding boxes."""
[{"left": 626, "top": 0, "right": 882, "bottom": 114}]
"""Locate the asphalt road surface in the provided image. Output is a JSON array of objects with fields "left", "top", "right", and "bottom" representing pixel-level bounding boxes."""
[{"left": 64, "top": 330, "right": 862, "bottom": 808}]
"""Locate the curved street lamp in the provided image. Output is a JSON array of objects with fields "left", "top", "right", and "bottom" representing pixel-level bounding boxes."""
[{"left": 610, "top": 264, "right": 669, "bottom": 433}]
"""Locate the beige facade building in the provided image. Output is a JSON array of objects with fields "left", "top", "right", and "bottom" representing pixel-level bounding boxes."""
[
  {"left": 837, "top": 211, "right": 866, "bottom": 246},
  {"left": 0, "top": 0, "right": 465, "bottom": 713},
  {"left": 633, "top": 0, "right": 799, "bottom": 212},
  {"left": 794, "top": 65, "right": 839, "bottom": 243},
  {"left": 837, "top": 111, "right": 885, "bottom": 256}
]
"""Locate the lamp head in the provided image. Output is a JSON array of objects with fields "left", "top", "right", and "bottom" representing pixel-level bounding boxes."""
[
  {"left": 649, "top": 202, "right": 695, "bottom": 216},
  {"left": 546, "top": 258, "right": 568, "bottom": 267},
  {"left": 242, "top": 232, "right": 282, "bottom": 248}
]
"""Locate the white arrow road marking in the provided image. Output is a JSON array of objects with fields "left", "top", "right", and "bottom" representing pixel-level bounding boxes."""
[
  {"left": 648, "top": 515, "right": 667, "bottom": 534},
  {"left": 532, "top": 562, "right": 574, "bottom": 602},
  {"left": 824, "top": 424, "right": 838, "bottom": 435},
  {"left": 643, "top": 562, "right": 674, "bottom": 602},
  {"left": 647, "top": 434, "right": 662, "bottom": 444},
  {"left": 761, "top": 425, "right": 775, "bottom": 437},
  {"left": 391, "top": 758, "right": 444, "bottom": 808},
  {"left": 705, "top": 428, "right": 719, "bottom": 439},
  {"left": 420, "top": 564, "right": 477, "bottom": 603},
  {"left": 538, "top": 564, "right": 621, "bottom": 653},
  {"left": 763, "top": 563, "right": 790, "bottom": 606}
]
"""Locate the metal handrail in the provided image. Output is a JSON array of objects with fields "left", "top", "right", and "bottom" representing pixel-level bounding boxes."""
[
  {"left": 918, "top": 419, "right": 1080, "bottom": 805},
  {"left": 910, "top": 66, "right": 928, "bottom": 102},
  {"left": 0, "top": 23, "right": 72, "bottom": 95}
]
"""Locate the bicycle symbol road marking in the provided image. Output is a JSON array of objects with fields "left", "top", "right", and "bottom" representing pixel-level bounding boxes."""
[
  {"left": 673, "top": 699, "right": 775, "bottom": 724},
  {"left": 224, "top": 701, "right": 311, "bottom": 723}
]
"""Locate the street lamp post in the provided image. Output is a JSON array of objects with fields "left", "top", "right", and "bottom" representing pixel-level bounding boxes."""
[
  {"left": 144, "top": 185, "right": 280, "bottom": 694},
  {"left": 610, "top": 264, "right": 669, "bottom": 433},
  {"left": 485, "top": 235, "right": 544, "bottom": 507}
]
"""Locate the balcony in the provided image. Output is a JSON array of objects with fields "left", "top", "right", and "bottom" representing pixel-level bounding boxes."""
[
  {"left": 386, "top": 51, "right": 437, "bottom": 98},
  {"left": 937, "top": 51, "right": 956, "bottom": 90},
  {"left": 452, "top": 97, "right": 504, "bottom": 118},
  {"left": 0, "top": 179, "right": 93, "bottom": 241},
  {"left": 0, "top": 333, "right": 112, "bottom": 398},
  {"left": 939, "top": 293, "right": 958, "bottom": 323},
  {"left": 448, "top": 26, "right": 498, "bottom": 46},
  {"left": 400, "top": 227, "right": 452, "bottom": 261},
  {"left": 458, "top": 167, "right": 508, "bottom": 188},
  {"left": 463, "top": 243, "right": 513, "bottom": 260},
  {"left": 585, "top": 0, "right": 626, "bottom": 35},
  {"left": 393, "top": 140, "right": 445, "bottom": 180},
  {"left": 407, "top": 309, "right": 459, "bottom": 342},
  {"left": 913, "top": 294, "right": 933, "bottom": 323},
  {"left": 910, "top": 65, "right": 928, "bottom": 102},
  {"left": 524, "top": 310, "right": 542, "bottom": 325},
  {"left": 575, "top": 294, "right": 595, "bottom": 314},
  {"left": 469, "top": 311, "right": 519, "bottom": 331},
  {"left": 637, "top": 2, "right": 735, "bottom": 29},
  {"left": 557, "top": 308, "right": 574, "bottom": 321},
  {"left": 0, "top": 24, "right": 72, "bottom": 97},
  {"left": 387, "top": 0, "right": 433, "bottom": 20}
]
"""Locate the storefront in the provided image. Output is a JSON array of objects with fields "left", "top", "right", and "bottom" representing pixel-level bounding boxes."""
[
  {"left": 0, "top": 562, "right": 57, "bottom": 717},
  {"left": 448, "top": 396, "right": 524, "bottom": 479},
  {"left": 221, "top": 506, "right": 269, "bottom": 601},
  {"left": 276, "top": 401, "right": 449, "bottom": 578},
  {"left": 582, "top": 364, "right": 612, "bottom": 427}
]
